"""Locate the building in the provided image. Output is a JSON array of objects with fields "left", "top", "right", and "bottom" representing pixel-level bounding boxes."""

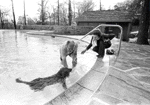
[{"left": 76, "top": 10, "right": 132, "bottom": 41}]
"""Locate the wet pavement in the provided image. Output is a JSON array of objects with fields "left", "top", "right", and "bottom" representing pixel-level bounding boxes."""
[
  {"left": 43, "top": 32, "right": 150, "bottom": 105},
  {"left": 86, "top": 39, "right": 150, "bottom": 105},
  {"left": 1, "top": 30, "right": 150, "bottom": 105},
  {"left": 0, "top": 30, "right": 97, "bottom": 105}
]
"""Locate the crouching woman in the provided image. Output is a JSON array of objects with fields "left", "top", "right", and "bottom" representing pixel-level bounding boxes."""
[{"left": 60, "top": 41, "right": 78, "bottom": 68}]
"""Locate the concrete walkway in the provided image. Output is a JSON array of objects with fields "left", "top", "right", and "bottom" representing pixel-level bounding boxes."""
[
  {"left": 84, "top": 39, "right": 150, "bottom": 105},
  {"left": 28, "top": 31, "right": 150, "bottom": 105},
  {"left": 101, "top": 39, "right": 150, "bottom": 105}
]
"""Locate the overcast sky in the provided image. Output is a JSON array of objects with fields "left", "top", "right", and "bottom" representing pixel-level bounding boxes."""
[{"left": 0, "top": 0, "right": 126, "bottom": 20}]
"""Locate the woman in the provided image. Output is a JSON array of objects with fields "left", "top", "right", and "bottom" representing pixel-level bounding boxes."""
[
  {"left": 81, "top": 29, "right": 115, "bottom": 58},
  {"left": 60, "top": 40, "right": 78, "bottom": 68}
]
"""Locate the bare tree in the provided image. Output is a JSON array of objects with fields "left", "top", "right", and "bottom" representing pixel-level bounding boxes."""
[
  {"left": 17, "top": 16, "right": 24, "bottom": 25},
  {"left": 57, "top": 0, "right": 60, "bottom": 25},
  {"left": 0, "top": 10, "right": 3, "bottom": 28},
  {"left": 48, "top": 2, "right": 68, "bottom": 25},
  {"left": 114, "top": 0, "right": 142, "bottom": 17},
  {"left": 114, "top": 0, "right": 132, "bottom": 11},
  {"left": 72, "top": 1, "right": 76, "bottom": 19},
  {"left": 100, "top": 0, "right": 102, "bottom": 11},
  {"left": 50, "top": 2, "right": 68, "bottom": 25},
  {"left": 47, "top": 11, "right": 51, "bottom": 25},
  {"left": 38, "top": 0, "right": 48, "bottom": 25},
  {"left": 116, "top": 0, "right": 150, "bottom": 45},
  {"left": 0, "top": 7, "right": 9, "bottom": 29},
  {"left": 51, "top": 6, "right": 57, "bottom": 25},
  {"left": 0, "top": 10, "right": 5, "bottom": 28},
  {"left": 24, "top": 0, "right": 26, "bottom": 25},
  {"left": 27, "top": 17, "right": 36, "bottom": 25},
  {"left": 53, "top": 7, "right": 57, "bottom": 25},
  {"left": 59, "top": 3, "right": 68, "bottom": 25},
  {"left": 68, "top": 0, "right": 72, "bottom": 25},
  {"left": 11, "top": 0, "right": 17, "bottom": 29},
  {"left": 137, "top": 0, "right": 149, "bottom": 44},
  {"left": 76, "top": 0, "right": 95, "bottom": 17}
]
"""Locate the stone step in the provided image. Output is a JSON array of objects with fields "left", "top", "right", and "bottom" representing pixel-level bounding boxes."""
[{"left": 44, "top": 56, "right": 110, "bottom": 105}]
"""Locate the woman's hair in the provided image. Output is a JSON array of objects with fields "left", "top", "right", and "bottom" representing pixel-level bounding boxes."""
[{"left": 92, "top": 29, "right": 101, "bottom": 36}]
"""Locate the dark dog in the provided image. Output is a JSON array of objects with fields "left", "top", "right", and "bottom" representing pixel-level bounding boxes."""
[{"left": 16, "top": 67, "right": 72, "bottom": 92}]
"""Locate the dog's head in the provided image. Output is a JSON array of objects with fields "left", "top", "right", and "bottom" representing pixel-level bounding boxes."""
[{"left": 57, "top": 67, "right": 72, "bottom": 79}]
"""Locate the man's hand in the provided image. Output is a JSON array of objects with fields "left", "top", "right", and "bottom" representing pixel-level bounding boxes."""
[{"left": 81, "top": 49, "right": 86, "bottom": 54}]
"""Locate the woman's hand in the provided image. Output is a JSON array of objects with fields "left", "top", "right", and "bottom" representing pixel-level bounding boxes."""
[{"left": 81, "top": 49, "right": 86, "bottom": 54}]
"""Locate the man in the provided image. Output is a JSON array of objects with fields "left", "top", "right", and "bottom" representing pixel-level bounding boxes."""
[{"left": 81, "top": 29, "right": 115, "bottom": 58}]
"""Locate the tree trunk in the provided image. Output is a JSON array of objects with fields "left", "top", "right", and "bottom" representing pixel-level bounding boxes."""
[
  {"left": 0, "top": 10, "right": 3, "bottom": 29},
  {"left": 11, "top": 0, "right": 17, "bottom": 29},
  {"left": 57, "top": 0, "right": 59, "bottom": 25},
  {"left": 68, "top": 0, "right": 72, "bottom": 25},
  {"left": 41, "top": 0, "right": 44, "bottom": 25},
  {"left": 24, "top": 0, "right": 26, "bottom": 25},
  {"left": 137, "top": 0, "right": 149, "bottom": 45},
  {"left": 100, "top": 0, "right": 102, "bottom": 11}
]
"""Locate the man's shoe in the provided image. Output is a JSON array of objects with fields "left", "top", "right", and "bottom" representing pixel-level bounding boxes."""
[
  {"left": 106, "top": 49, "right": 114, "bottom": 55},
  {"left": 97, "top": 55, "right": 103, "bottom": 58}
]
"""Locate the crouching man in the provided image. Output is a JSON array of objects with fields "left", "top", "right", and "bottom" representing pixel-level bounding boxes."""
[{"left": 60, "top": 41, "right": 78, "bottom": 68}]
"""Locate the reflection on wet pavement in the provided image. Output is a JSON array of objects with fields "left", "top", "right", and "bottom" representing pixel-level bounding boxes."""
[
  {"left": 0, "top": 30, "right": 97, "bottom": 105},
  {"left": 1, "top": 30, "right": 150, "bottom": 105},
  {"left": 45, "top": 36, "right": 150, "bottom": 105},
  {"left": 91, "top": 38, "right": 150, "bottom": 105}
]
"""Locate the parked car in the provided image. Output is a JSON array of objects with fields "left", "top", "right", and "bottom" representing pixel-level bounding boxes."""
[{"left": 129, "top": 31, "right": 138, "bottom": 38}]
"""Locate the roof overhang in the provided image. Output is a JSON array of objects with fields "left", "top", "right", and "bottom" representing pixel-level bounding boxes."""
[{"left": 76, "top": 20, "right": 132, "bottom": 23}]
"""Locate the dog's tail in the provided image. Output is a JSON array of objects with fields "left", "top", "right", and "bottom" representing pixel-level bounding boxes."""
[{"left": 16, "top": 78, "right": 31, "bottom": 85}]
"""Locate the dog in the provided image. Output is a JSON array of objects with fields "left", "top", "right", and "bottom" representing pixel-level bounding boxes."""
[
  {"left": 60, "top": 40, "right": 78, "bottom": 68},
  {"left": 16, "top": 67, "right": 72, "bottom": 92}
]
